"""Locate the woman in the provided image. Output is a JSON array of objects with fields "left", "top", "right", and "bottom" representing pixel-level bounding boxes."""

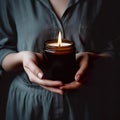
[{"left": 0, "top": 0, "right": 118, "bottom": 120}]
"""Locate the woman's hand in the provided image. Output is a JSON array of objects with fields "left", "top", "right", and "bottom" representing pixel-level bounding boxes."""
[
  {"left": 60, "top": 52, "right": 111, "bottom": 90},
  {"left": 19, "top": 51, "right": 63, "bottom": 94},
  {"left": 2, "top": 51, "right": 111, "bottom": 94}
]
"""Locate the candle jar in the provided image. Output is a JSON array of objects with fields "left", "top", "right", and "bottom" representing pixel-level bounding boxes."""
[{"left": 42, "top": 39, "right": 78, "bottom": 84}]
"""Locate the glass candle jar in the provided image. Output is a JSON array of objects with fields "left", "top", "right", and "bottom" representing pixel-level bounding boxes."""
[{"left": 42, "top": 39, "right": 78, "bottom": 84}]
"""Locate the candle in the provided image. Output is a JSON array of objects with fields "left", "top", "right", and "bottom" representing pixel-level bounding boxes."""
[
  {"left": 43, "top": 32, "right": 78, "bottom": 83},
  {"left": 48, "top": 42, "right": 71, "bottom": 47},
  {"left": 48, "top": 32, "right": 71, "bottom": 47}
]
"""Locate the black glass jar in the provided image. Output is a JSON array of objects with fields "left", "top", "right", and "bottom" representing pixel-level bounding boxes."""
[{"left": 43, "top": 39, "right": 78, "bottom": 84}]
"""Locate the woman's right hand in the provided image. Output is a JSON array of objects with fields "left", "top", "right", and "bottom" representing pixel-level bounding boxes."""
[{"left": 19, "top": 51, "right": 64, "bottom": 94}]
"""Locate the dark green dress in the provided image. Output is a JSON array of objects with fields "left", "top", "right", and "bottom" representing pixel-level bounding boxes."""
[{"left": 0, "top": 0, "right": 118, "bottom": 120}]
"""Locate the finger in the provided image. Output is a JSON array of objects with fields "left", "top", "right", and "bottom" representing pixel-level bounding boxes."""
[
  {"left": 60, "top": 81, "right": 81, "bottom": 90},
  {"left": 41, "top": 85, "right": 64, "bottom": 95},
  {"left": 25, "top": 67, "right": 63, "bottom": 94},
  {"left": 37, "top": 78, "right": 63, "bottom": 87},
  {"left": 25, "top": 67, "right": 63, "bottom": 87},
  {"left": 75, "top": 59, "right": 88, "bottom": 81},
  {"left": 24, "top": 61, "right": 43, "bottom": 78}
]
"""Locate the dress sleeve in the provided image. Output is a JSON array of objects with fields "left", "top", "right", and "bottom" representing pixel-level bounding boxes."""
[{"left": 0, "top": 1, "right": 17, "bottom": 68}]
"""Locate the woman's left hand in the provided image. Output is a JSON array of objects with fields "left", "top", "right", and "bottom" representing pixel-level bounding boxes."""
[{"left": 60, "top": 52, "right": 111, "bottom": 90}]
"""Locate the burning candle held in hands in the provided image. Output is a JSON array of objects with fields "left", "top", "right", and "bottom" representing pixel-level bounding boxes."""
[
  {"left": 48, "top": 32, "right": 71, "bottom": 47},
  {"left": 43, "top": 32, "right": 78, "bottom": 84}
]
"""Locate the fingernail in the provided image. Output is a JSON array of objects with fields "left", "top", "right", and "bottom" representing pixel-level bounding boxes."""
[{"left": 38, "top": 73, "right": 43, "bottom": 78}]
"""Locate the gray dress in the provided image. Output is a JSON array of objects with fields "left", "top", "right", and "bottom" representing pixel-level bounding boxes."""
[{"left": 0, "top": 0, "right": 117, "bottom": 120}]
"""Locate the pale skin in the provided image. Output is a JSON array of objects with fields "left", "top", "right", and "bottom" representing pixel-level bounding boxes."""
[
  {"left": 2, "top": 0, "right": 112, "bottom": 94},
  {"left": 2, "top": 51, "right": 111, "bottom": 95},
  {"left": 49, "top": 0, "right": 68, "bottom": 19}
]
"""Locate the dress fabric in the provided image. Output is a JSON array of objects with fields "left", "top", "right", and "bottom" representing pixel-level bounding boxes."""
[
  {"left": 6, "top": 74, "right": 88, "bottom": 120},
  {"left": 0, "top": 0, "right": 117, "bottom": 120}
]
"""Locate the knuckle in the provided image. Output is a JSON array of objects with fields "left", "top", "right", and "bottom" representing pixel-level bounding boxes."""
[
  {"left": 27, "top": 65, "right": 39, "bottom": 76},
  {"left": 41, "top": 80, "right": 46, "bottom": 86},
  {"left": 32, "top": 68, "right": 39, "bottom": 75},
  {"left": 28, "top": 76, "right": 34, "bottom": 82}
]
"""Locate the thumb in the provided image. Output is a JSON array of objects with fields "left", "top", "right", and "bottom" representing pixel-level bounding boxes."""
[
  {"left": 75, "top": 60, "right": 88, "bottom": 81},
  {"left": 24, "top": 61, "right": 43, "bottom": 79}
]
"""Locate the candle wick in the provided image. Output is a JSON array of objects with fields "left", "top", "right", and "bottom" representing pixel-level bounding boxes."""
[{"left": 58, "top": 43, "right": 61, "bottom": 47}]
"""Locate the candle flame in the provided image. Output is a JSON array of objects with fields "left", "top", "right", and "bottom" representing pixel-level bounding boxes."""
[{"left": 58, "top": 31, "right": 62, "bottom": 46}]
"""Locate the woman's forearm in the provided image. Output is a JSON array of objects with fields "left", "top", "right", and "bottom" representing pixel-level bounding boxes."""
[{"left": 2, "top": 52, "right": 23, "bottom": 72}]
